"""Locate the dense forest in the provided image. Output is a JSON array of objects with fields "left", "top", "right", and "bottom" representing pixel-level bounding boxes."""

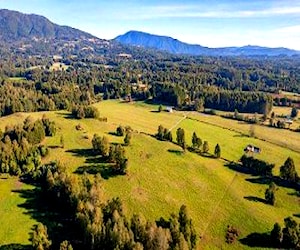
[{"left": 0, "top": 53, "right": 300, "bottom": 117}]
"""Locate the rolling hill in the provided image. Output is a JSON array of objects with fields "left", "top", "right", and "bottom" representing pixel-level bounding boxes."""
[{"left": 115, "top": 30, "right": 300, "bottom": 56}]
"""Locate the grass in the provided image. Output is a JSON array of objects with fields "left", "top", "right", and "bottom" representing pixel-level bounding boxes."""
[
  {"left": 0, "top": 175, "right": 35, "bottom": 246},
  {"left": 7, "top": 77, "right": 27, "bottom": 82},
  {"left": 0, "top": 100, "right": 299, "bottom": 249},
  {"left": 178, "top": 118, "right": 300, "bottom": 175},
  {"left": 187, "top": 111, "right": 300, "bottom": 154}
]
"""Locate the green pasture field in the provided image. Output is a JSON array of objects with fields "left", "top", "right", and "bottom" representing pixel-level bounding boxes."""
[
  {"left": 0, "top": 100, "right": 299, "bottom": 249},
  {"left": 187, "top": 111, "right": 300, "bottom": 154},
  {"left": 0, "top": 176, "right": 35, "bottom": 246}
]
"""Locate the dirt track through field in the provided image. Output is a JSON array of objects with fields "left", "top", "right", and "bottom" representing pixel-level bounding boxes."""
[
  {"left": 169, "top": 113, "right": 187, "bottom": 131},
  {"left": 201, "top": 172, "right": 239, "bottom": 239}
]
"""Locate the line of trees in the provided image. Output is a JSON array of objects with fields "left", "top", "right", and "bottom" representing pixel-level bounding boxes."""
[
  {"left": 156, "top": 125, "right": 173, "bottom": 142},
  {"left": 155, "top": 126, "right": 221, "bottom": 158},
  {"left": 270, "top": 217, "right": 300, "bottom": 248}
]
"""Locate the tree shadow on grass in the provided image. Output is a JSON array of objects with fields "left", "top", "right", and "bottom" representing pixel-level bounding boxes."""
[
  {"left": 244, "top": 196, "right": 267, "bottom": 204},
  {"left": 66, "top": 148, "right": 96, "bottom": 158},
  {"left": 293, "top": 214, "right": 300, "bottom": 218},
  {"left": 224, "top": 162, "right": 254, "bottom": 175},
  {"left": 0, "top": 244, "right": 31, "bottom": 250},
  {"left": 198, "top": 152, "right": 215, "bottom": 159},
  {"left": 239, "top": 232, "right": 273, "bottom": 248},
  {"left": 11, "top": 187, "right": 80, "bottom": 249},
  {"left": 225, "top": 163, "right": 300, "bottom": 191},
  {"left": 246, "top": 176, "right": 300, "bottom": 191},
  {"left": 233, "top": 133, "right": 250, "bottom": 138},
  {"left": 56, "top": 111, "right": 77, "bottom": 120},
  {"left": 47, "top": 145, "right": 61, "bottom": 149},
  {"left": 288, "top": 191, "right": 300, "bottom": 197},
  {"left": 67, "top": 148, "right": 110, "bottom": 164},
  {"left": 168, "top": 149, "right": 184, "bottom": 155},
  {"left": 74, "top": 164, "right": 121, "bottom": 179},
  {"left": 108, "top": 131, "right": 119, "bottom": 136},
  {"left": 245, "top": 177, "right": 272, "bottom": 185}
]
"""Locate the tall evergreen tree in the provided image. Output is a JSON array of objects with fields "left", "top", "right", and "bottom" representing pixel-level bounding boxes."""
[
  {"left": 202, "top": 141, "right": 209, "bottom": 154},
  {"left": 157, "top": 125, "right": 164, "bottom": 140},
  {"left": 124, "top": 131, "right": 132, "bottom": 146},
  {"left": 270, "top": 223, "right": 282, "bottom": 247},
  {"left": 282, "top": 217, "right": 299, "bottom": 248},
  {"left": 176, "top": 128, "right": 186, "bottom": 150},
  {"left": 214, "top": 144, "right": 221, "bottom": 158},
  {"left": 280, "top": 157, "right": 298, "bottom": 183},
  {"left": 265, "top": 182, "right": 276, "bottom": 205},
  {"left": 291, "top": 107, "right": 298, "bottom": 118},
  {"left": 192, "top": 132, "right": 198, "bottom": 149}
]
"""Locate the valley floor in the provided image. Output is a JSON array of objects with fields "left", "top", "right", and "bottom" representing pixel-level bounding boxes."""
[{"left": 0, "top": 100, "right": 299, "bottom": 249}]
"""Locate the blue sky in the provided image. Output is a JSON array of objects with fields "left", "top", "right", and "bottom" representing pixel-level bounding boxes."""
[{"left": 1, "top": 0, "right": 300, "bottom": 50}]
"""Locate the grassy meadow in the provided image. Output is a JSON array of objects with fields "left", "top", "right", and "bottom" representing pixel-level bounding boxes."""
[
  {"left": 0, "top": 176, "right": 35, "bottom": 246},
  {"left": 0, "top": 100, "right": 299, "bottom": 249}
]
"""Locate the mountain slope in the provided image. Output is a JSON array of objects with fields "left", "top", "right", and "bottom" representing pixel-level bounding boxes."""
[
  {"left": 115, "top": 30, "right": 210, "bottom": 55},
  {"left": 115, "top": 30, "right": 299, "bottom": 56},
  {"left": 0, "top": 9, "right": 95, "bottom": 41}
]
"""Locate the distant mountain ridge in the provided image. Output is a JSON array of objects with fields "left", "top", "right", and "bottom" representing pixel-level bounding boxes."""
[
  {"left": 0, "top": 9, "right": 95, "bottom": 41},
  {"left": 115, "top": 31, "right": 299, "bottom": 56},
  {"left": 1, "top": 9, "right": 298, "bottom": 57}
]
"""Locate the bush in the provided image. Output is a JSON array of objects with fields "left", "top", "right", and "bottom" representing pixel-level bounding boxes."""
[
  {"left": 72, "top": 105, "right": 99, "bottom": 119},
  {"left": 116, "top": 125, "right": 125, "bottom": 136},
  {"left": 225, "top": 225, "right": 240, "bottom": 244}
]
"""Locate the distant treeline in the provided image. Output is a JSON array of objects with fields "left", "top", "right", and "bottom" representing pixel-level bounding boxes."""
[
  {"left": 153, "top": 83, "right": 273, "bottom": 113},
  {"left": 1, "top": 54, "right": 300, "bottom": 117}
]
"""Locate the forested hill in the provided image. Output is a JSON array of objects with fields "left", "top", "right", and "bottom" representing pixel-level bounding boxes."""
[
  {"left": 115, "top": 30, "right": 210, "bottom": 55},
  {"left": 115, "top": 30, "right": 300, "bottom": 57},
  {"left": 0, "top": 9, "right": 95, "bottom": 41}
]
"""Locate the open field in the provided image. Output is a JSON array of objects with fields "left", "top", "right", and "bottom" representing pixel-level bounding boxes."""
[
  {"left": 272, "top": 106, "right": 300, "bottom": 128},
  {"left": 0, "top": 100, "right": 299, "bottom": 249},
  {"left": 188, "top": 111, "right": 300, "bottom": 154},
  {"left": 0, "top": 176, "right": 35, "bottom": 246}
]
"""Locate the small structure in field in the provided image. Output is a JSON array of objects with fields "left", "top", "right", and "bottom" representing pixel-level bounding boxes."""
[
  {"left": 244, "top": 144, "right": 261, "bottom": 154},
  {"left": 166, "top": 107, "right": 173, "bottom": 113},
  {"left": 75, "top": 124, "right": 84, "bottom": 131},
  {"left": 285, "top": 119, "right": 293, "bottom": 125}
]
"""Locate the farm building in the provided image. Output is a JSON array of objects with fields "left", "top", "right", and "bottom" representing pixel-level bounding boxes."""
[
  {"left": 244, "top": 144, "right": 261, "bottom": 154},
  {"left": 166, "top": 107, "right": 173, "bottom": 113}
]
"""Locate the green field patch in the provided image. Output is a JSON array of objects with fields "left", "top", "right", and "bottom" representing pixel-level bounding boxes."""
[{"left": 0, "top": 176, "right": 36, "bottom": 246}]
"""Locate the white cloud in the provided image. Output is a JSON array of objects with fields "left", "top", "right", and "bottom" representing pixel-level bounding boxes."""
[
  {"left": 116, "top": 4, "right": 300, "bottom": 20},
  {"left": 275, "top": 25, "right": 300, "bottom": 33}
]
